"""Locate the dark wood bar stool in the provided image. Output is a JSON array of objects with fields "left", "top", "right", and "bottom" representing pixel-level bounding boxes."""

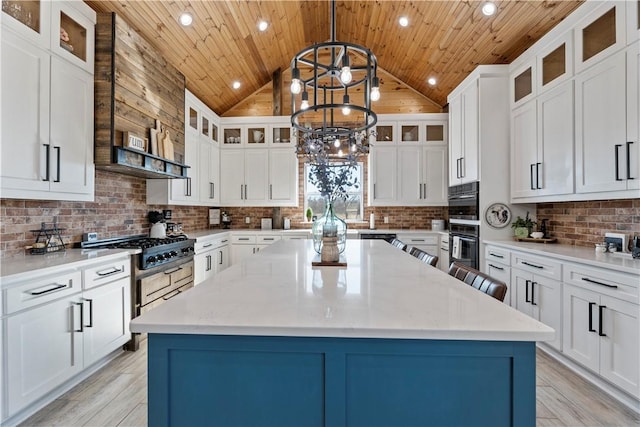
[
  {"left": 409, "top": 247, "right": 439, "bottom": 267},
  {"left": 447, "top": 261, "right": 507, "bottom": 302},
  {"left": 387, "top": 238, "right": 408, "bottom": 251}
]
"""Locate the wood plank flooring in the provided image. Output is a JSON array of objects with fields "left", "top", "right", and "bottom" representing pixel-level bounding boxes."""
[{"left": 19, "top": 342, "right": 640, "bottom": 427}]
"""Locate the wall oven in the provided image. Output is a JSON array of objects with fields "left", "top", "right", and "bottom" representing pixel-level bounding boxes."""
[
  {"left": 448, "top": 181, "right": 479, "bottom": 221},
  {"left": 449, "top": 222, "right": 479, "bottom": 269}
]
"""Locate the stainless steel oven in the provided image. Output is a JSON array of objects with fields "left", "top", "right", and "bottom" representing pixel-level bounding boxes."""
[
  {"left": 449, "top": 222, "right": 479, "bottom": 269},
  {"left": 448, "top": 181, "right": 479, "bottom": 221}
]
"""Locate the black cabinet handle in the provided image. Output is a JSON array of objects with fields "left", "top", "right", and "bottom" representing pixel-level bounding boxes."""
[
  {"left": 615, "top": 144, "right": 622, "bottom": 181},
  {"left": 96, "top": 267, "right": 123, "bottom": 276},
  {"left": 627, "top": 142, "right": 634, "bottom": 180},
  {"left": 530, "top": 164, "right": 536, "bottom": 190},
  {"left": 489, "top": 252, "right": 504, "bottom": 259},
  {"left": 43, "top": 144, "right": 50, "bottom": 181},
  {"left": 588, "top": 302, "right": 596, "bottom": 332},
  {"left": 54, "top": 146, "right": 61, "bottom": 182},
  {"left": 30, "top": 282, "right": 67, "bottom": 295},
  {"left": 84, "top": 298, "right": 94, "bottom": 328},
  {"left": 581, "top": 277, "right": 618, "bottom": 289},
  {"left": 73, "top": 301, "right": 84, "bottom": 333},
  {"left": 525, "top": 279, "right": 531, "bottom": 303},
  {"left": 522, "top": 261, "right": 543, "bottom": 269},
  {"left": 488, "top": 263, "right": 504, "bottom": 271},
  {"left": 460, "top": 157, "right": 465, "bottom": 178},
  {"left": 536, "top": 162, "right": 541, "bottom": 189},
  {"left": 531, "top": 282, "right": 537, "bottom": 306},
  {"left": 598, "top": 305, "right": 606, "bottom": 337}
]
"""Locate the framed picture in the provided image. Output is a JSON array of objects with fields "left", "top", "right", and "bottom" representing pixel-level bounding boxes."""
[
  {"left": 485, "top": 202, "right": 512, "bottom": 229},
  {"left": 123, "top": 131, "right": 147, "bottom": 152}
]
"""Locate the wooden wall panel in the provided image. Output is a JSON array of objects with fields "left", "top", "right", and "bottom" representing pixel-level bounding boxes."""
[{"left": 94, "top": 12, "right": 186, "bottom": 169}]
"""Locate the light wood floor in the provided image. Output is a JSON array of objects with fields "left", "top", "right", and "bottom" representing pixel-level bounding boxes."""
[{"left": 19, "top": 341, "right": 640, "bottom": 427}]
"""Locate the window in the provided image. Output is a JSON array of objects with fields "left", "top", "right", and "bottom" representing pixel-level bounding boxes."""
[{"left": 304, "top": 163, "right": 363, "bottom": 222}]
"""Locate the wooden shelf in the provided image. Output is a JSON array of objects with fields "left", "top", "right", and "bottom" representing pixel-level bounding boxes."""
[{"left": 110, "top": 146, "right": 189, "bottom": 179}]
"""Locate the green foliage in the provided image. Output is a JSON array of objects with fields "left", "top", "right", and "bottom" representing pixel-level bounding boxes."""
[{"left": 511, "top": 212, "right": 535, "bottom": 229}]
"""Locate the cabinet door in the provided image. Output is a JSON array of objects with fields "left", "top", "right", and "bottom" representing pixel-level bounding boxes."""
[
  {"left": 575, "top": 2, "right": 627, "bottom": 73},
  {"left": 220, "top": 149, "right": 245, "bottom": 205},
  {"left": 575, "top": 51, "right": 628, "bottom": 193},
  {"left": 422, "top": 145, "right": 448, "bottom": 204},
  {"left": 537, "top": 80, "right": 575, "bottom": 197},
  {"left": 368, "top": 146, "right": 397, "bottom": 205},
  {"left": 531, "top": 276, "right": 562, "bottom": 351},
  {"left": 5, "top": 296, "right": 83, "bottom": 416},
  {"left": 169, "top": 131, "right": 198, "bottom": 203},
  {"left": 599, "top": 295, "right": 640, "bottom": 396},
  {"left": 49, "top": 57, "right": 94, "bottom": 198},
  {"left": 1, "top": 32, "right": 51, "bottom": 195},
  {"left": 562, "top": 283, "right": 600, "bottom": 373},
  {"left": 512, "top": 270, "right": 534, "bottom": 318},
  {"left": 231, "top": 244, "right": 256, "bottom": 265},
  {"left": 460, "top": 82, "right": 479, "bottom": 183},
  {"left": 82, "top": 277, "right": 131, "bottom": 367},
  {"left": 1, "top": 0, "right": 51, "bottom": 48},
  {"left": 628, "top": 0, "right": 640, "bottom": 43},
  {"left": 448, "top": 95, "right": 463, "bottom": 185},
  {"left": 215, "top": 245, "right": 230, "bottom": 273},
  {"left": 244, "top": 149, "right": 269, "bottom": 203},
  {"left": 269, "top": 149, "right": 297, "bottom": 205},
  {"left": 397, "top": 146, "right": 422, "bottom": 204},
  {"left": 50, "top": 1, "right": 95, "bottom": 73},
  {"left": 198, "top": 140, "right": 219, "bottom": 205},
  {"left": 194, "top": 250, "right": 215, "bottom": 285},
  {"left": 510, "top": 101, "right": 538, "bottom": 199}
]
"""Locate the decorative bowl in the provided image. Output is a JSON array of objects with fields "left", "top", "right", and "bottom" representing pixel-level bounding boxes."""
[{"left": 530, "top": 232, "right": 544, "bottom": 239}]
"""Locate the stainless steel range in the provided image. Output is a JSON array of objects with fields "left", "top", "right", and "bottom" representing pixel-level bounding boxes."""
[{"left": 80, "top": 235, "right": 195, "bottom": 350}]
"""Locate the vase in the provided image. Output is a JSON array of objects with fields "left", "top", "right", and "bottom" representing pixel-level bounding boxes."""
[
  {"left": 312, "top": 201, "right": 347, "bottom": 254},
  {"left": 514, "top": 227, "right": 529, "bottom": 238}
]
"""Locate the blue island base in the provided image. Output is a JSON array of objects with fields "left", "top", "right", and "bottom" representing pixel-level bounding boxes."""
[{"left": 148, "top": 334, "right": 536, "bottom": 427}]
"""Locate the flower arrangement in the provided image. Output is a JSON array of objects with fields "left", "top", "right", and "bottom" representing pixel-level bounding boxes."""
[{"left": 307, "top": 161, "right": 359, "bottom": 202}]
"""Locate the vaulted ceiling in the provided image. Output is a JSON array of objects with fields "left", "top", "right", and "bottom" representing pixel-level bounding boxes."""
[{"left": 85, "top": 0, "right": 584, "bottom": 116}]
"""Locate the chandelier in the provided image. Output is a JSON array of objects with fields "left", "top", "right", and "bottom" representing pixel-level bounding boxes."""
[{"left": 290, "top": 0, "right": 379, "bottom": 165}]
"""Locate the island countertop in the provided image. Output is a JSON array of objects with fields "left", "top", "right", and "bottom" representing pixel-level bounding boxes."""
[{"left": 131, "top": 239, "right": 554, "bottom": 342}]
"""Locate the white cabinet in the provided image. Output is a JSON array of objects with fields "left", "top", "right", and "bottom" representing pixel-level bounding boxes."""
[
  {"left": 397, "top": 232, "right": 439, "bottom": 266},
  {"left": 575, "top": 50, "right": 634, "bottom": 194},
  {"left": 368, "top": 146, "right": 397, "bottom": 205},
  {"left": 438, "top": 233, "right": 450, "bottom": 273},
  {"left": 448, "top": 81, "right": 478, "bottom": 185},
  {"left": 483, "top": 245, "right": 512, "bottom": 306},
  {"left": 397, "top": 145, "right": 447, "bottom": 206},
  {"left": 194, "top": 235, "right": 230, "bottom": 285},
  {"left": 2, "top": 254, "right": 131, "bottom": 421},
  {"left": 629, "top": 0, "right": 640, "bottom": 43},
  {"left": 562, "top": 262, "right": 639, "bottom": 397},
  {"left": 268, "top": 149, "right": 298, "bottom": 206},
  {"left": 244, "top": 149, "right": 268, "bottom": 203},
  {"left": 1, "top": 12, "right": 95, "bottom": 202},
  {"left": 511, "top": 81, "right": 574, "bottom": 200},
  {"left": 628, "top": 41, "right": 640, "bottom": 191},
  {"left": 230, "top": 233, "right": 281, "bottom": 265},
  {"left": 198, "top": 139, "right": 220, "bottom": 205}
]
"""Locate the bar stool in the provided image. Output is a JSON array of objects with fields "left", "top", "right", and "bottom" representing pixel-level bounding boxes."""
[
  {"left": 447, "top": 261, "right": 507, "bottom": 302},
  {"left": 409, "top": 247, "right": 439, "bottom": 267},
  {"left": 388, "top": 238, "right": 408, "bottom": 251}
]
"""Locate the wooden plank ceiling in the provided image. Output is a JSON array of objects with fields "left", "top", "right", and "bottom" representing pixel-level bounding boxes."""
[{"left": 85, "top": 0, "right": 584, "bottom": 117}]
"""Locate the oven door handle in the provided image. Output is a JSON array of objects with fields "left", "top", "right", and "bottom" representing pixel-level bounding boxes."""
[
  {"left": 164, "top": 266, "right": 183, "bottom": 275},
  {"left": 162, "top": 289, "right": 181, "bottom": 300},
  {"left": 448, "top": 194, "right": 476, "bottom": 200}
]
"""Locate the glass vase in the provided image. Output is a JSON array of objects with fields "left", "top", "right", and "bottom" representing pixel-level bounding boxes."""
[{"left": 312, "top": 201, "right": 347, "bottom": 254}]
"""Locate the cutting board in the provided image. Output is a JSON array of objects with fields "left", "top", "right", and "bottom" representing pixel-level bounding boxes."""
[{"left": 160, "top": 127, "right": 174, "bottom": 161}]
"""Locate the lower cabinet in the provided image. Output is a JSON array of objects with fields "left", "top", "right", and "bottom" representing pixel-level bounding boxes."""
[
  {"left": 397, "top": 233, "right": 439, "bottom": 265},
  {"left": 194, "top": 236, "right": 230, "bottom": 285},
  {"left": 511, "top": 268, "right": 562, "bottom": 351},
  {"left": 230, "top": 234, "right": 281, "bottom": 265},
  {"left": 2, "top": 255, "right": 132, "bottom": 422},
  {"left": 484, "top": 245, "right": 511, "bottom": 306}
]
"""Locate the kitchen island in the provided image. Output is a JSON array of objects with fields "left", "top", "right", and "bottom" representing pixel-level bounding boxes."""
[{"left": 131, "top": 240, "right": 553, "bottom": 427}]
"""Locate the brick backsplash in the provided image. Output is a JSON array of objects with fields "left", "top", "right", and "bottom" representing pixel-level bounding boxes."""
[{"left": 536, "top": 199, "right": 640, "bottom": 248}]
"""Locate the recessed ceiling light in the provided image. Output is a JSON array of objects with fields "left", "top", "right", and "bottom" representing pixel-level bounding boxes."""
[
  {"left": 179, "top": 12, "right": 193, "bottom": 27},
  {"left": 232, "top": 81, "right": 241, "bottom": 89},
  {"left": 258, "top": 20, "right": 268, "bottom": 32},
  {"left": 427, "top": 77, "right": 437, "bottom": 86},
  {"left": 481, "top": 2, "right": 497, "bottom": 16},
  {"left": 398, "top": 16, "right": 409, "bottom": 27}
]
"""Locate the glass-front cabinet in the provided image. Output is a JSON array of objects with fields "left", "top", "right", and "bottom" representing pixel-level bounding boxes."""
[
  {"left": 1, "top": 0, "right": 49, "bottom": 47},
  {"left": 511, "top": 62, "right": 536, "bottom": 107},
  {"left": 425, "top": 122, "right": 446, "bottom": 143},
  {"left": 50, "top": 2, "right": 94, "bottom": 73},
  {"left": 537, "top": 32, "right": 573, "bottom": 93},
  {"left": 247, "top": 126, "right": 266, "bottom": 145},
  {"left": 373, "top": 122, "right": 395, "bottom": 144},
  {"left": 575, "top": 2, "right": 626, "bottom": 72},
  {"left": 272, "top": 126, "right": 293, "bottom": 146},
  {"left": 628, "top": 0, "right": 640, "bottom": 43},
  {"left": 400, "top": 124, "right": 419, "bottom": 143},
  {"left": 223, "top": 127, "right": 242, "bottom": 145}
]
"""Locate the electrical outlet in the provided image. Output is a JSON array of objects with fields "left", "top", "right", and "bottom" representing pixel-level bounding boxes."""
[
  {"left": 384, "top": 216, "right": 389, "bottom": 224},
  {"left": 245, "top": 216, "right": 251, "bottom": 224}
]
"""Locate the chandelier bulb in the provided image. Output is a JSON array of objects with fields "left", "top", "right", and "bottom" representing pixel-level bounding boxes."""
[
  {"left": 334, "top": 139, "right": 341, "bottom": 148},
  {"left": 291, "top": 78, "right": 302, "bottom": 95},
  {"left": 340, "top": 66, "right": 352, "bottom": 84},
  {"left": 370, "top": 86, "right": 380, "bottom": 101},
  {"left": 300, "top": 90, "right": 309, "bottom": 110}
]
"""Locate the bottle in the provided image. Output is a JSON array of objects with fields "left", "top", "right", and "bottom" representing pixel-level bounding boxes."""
[{"left": 369, "top": 213, "right": 375, "bottom": 230}]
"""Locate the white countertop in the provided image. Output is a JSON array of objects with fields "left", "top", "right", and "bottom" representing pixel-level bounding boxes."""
[
  {"left": 484, "top": 240, "right": 640, "bottom": 275},
  {"left": 0, "top": 248, "right": 138, "bottom": 284},
  {"left": 188, "top": 228, "right": 444, "bottom": 240},
  {"left": 131, "top": 239, "right": 554, "bottom": 342}
]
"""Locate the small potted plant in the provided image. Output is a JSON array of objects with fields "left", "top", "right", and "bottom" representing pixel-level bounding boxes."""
[
  {"left": 511, "top": 212, "right": 535, "bottom": 238},
  {"left": 305, "top": 207, "right": 313, "bottom": 222}
]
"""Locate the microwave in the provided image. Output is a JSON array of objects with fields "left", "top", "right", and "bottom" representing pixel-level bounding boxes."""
[{"left": 448, "top": 182, "right": 479, "bottom": 221}]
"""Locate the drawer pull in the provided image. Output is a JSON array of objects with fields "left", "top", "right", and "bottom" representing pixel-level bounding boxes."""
[
  {"left": 202, "top": 243, "right": 213, "bottom": 248},
  {"left": 488, "top": 263, "right": 504, "bottom": 271},
  {"left": 588, "top": 302, "right": 596, "bottom": 332},
  {"left": 598, "top": 305, "right": 607, "bottom": 337},
  {"left": 29, "top": 282, "right": 67, "bottom": 296},
  {"left": 238, "top": 238, "right": 250, "bottom": 241},
  {"left": 83, "top": 298, "right": 94, "bottom": 328},
  {"left": 411, "top": 239, "right": 426, "bottom": 242},
  {"left": 96, "top": 267, "right": 123, "bottom": 277},
  {"left": 73, "top": 301, "right": 84, "bottom": 333},
  {"left": 264, "top": 238, "right": 275, "bottom": 241},
  {"left": 222, "top": 239, "right": 228, "bottom": 243},
  {"left": 581, "top": 277, "right": 617, "bottom": 289},
  {"left": 489, "top": 252, "right": 504, "bottom": 259},
  {"left": 164, "top": 267, "right": 183, "bottom": 275},
  {"left": 162, "top": 289, "right": 181, "bottom": 300},
  {"left": 522, "top": 261, "right": 543, "bottom": 269}
]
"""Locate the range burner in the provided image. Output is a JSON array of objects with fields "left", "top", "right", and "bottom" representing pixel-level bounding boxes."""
[{"left": 80, "top": 234, "right": 195, "bottom": 270}]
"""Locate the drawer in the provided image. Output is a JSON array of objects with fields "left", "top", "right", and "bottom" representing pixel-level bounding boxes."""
[
  {"left": 282, "top": 232, "right": 310, "bottom": 240},
  {"left": 397, "top": 234, "right": 439, "bottom": 246},
  {"left": 170, "top": 261, "right": 194, "bottom": 286},
  {"left": 485, "top": 246, "right": 511, "bottom": 266},
  {"left": 511, "top": 251, "right": 562, "bottom": 281},
  {"left": 257, "top": 235, "right": 281, "bottom": 245},
  {"left": 195, "top": 237, "right": 229, "bottom": 253},
  {"left": 83, "top": 256, "right": 131, "bottom": 290},
  {"left": 4, "top": 270, "right": 82, "bottom": 315},
  {"left": 231, "top": 235, "right": 257, "bottom": 244},
  {"left": 563, "top": 262, "right": 638, "bottom": 304}
]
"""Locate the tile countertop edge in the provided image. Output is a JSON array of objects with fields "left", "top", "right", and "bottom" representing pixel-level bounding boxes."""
[
  {"left": 0, "top": 248, "right": 139, "bottom": 284},
  {"left": 484, "top": 240, "right": 640, "bottom": 274}
]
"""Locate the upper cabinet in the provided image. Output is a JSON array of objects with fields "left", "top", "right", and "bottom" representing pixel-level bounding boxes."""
[
  {"left": 575, "top": 1, "right": 627, "bottom": 73},
  {"left": 628, "top": 0, "right": 640, "bottom": 43},
  {"left": 537, "top": 31, "right": 574, "bottom": 94},
  {"left": 510, "top": 61, "right": 536, "bottom": 108},
  {"left": 1, "top": 1, "right": 95, "bottom": 201}
]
